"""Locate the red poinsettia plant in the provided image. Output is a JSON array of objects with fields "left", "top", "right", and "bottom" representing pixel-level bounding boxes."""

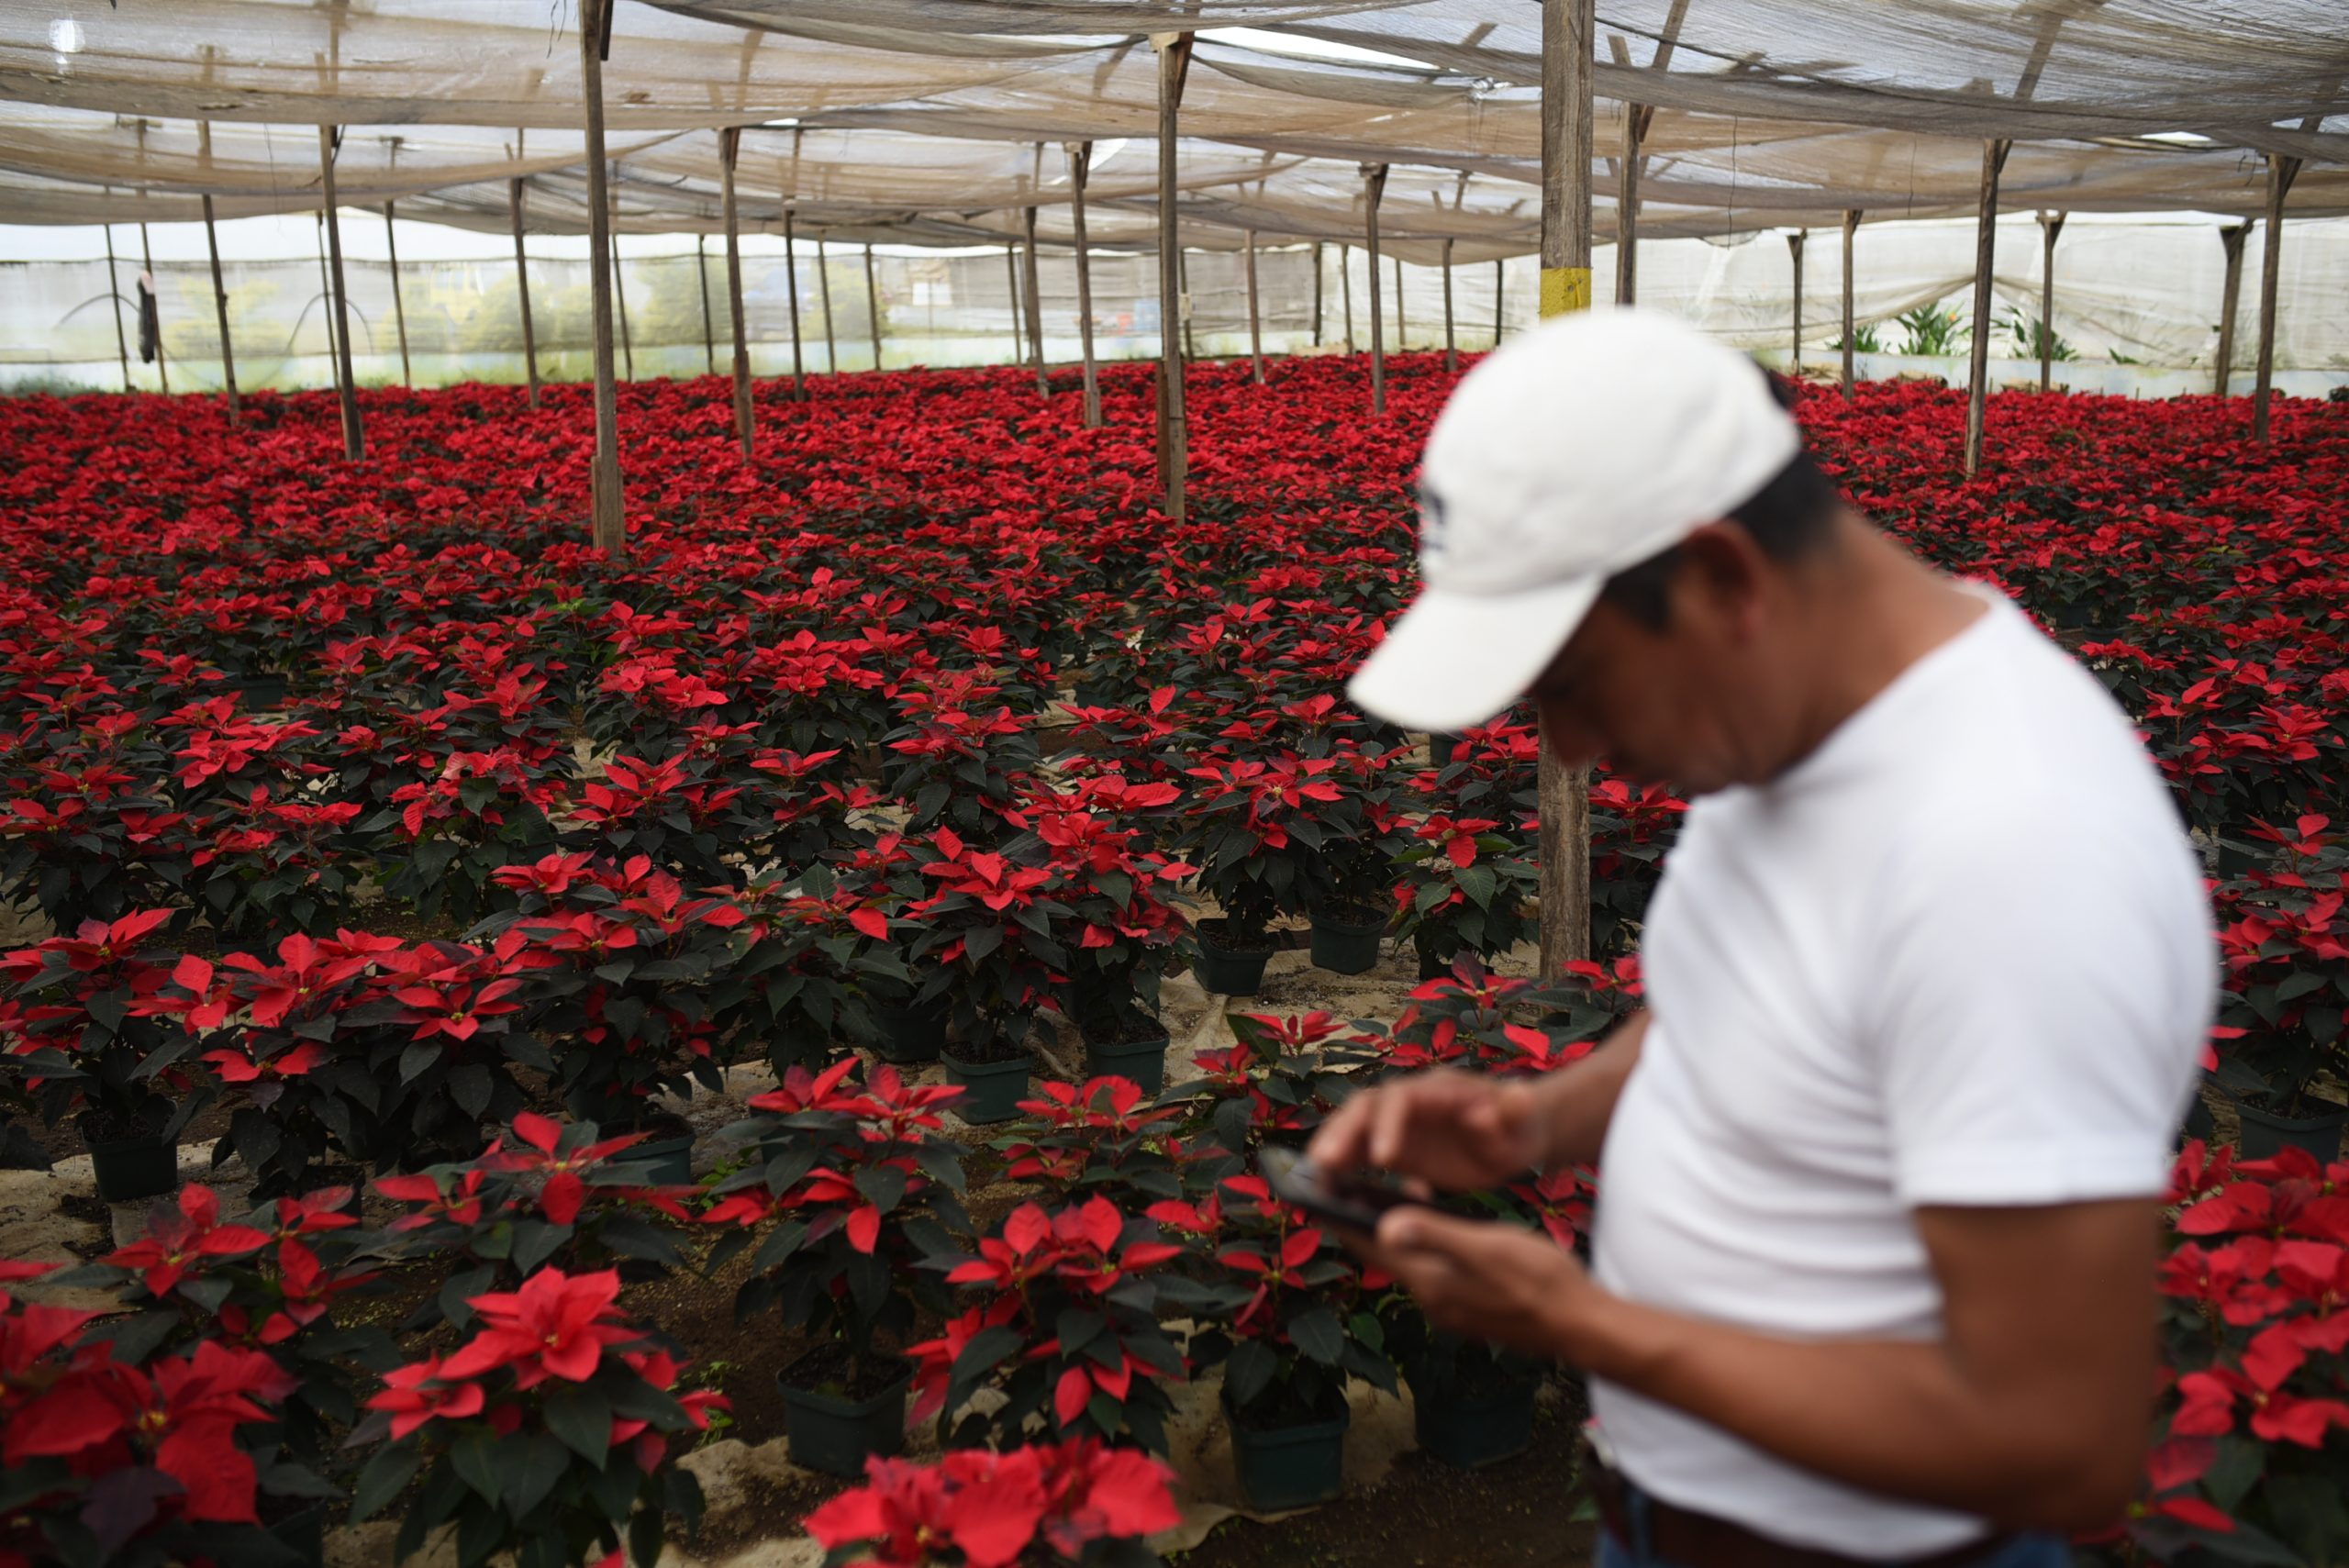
[
  {"left": 0, "top": 908, "right": 208, "bottom": 1146},
  {"left": 807, "top": 1439, "right": 1181, "bottom": 1568}
]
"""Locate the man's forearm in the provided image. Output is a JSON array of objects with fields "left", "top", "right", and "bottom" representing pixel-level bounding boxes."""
[{"left": 1529, "top": 1011, "right": 1646, "bottom": 1168}]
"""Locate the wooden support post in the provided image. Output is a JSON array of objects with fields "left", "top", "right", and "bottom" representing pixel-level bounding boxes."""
[
  {"left": 1179, "top": 246, "right": 1197, "bottom": 361},
  {"left": 1070, "top": 142, "right": 1101, "bottom": 424},
  {"left": 1154, "top": 32, "right": 1195, "bottom": 521},
  {"left": 1022, "top": 206, "right": 1048, "bottom": 398},
  {"left": 1341, "top": 244, "right": 1354, "bottom": 350},
  {"left": 314, "top": 217, "right": 338, "bottom": 375},
  {"left": 1538, "top": 0, "right": 1595, "bottom": 980},
  {"left": 139, "top": 221, "right": 168, "bottom": 394},
  {"left": 2214, "top": 222, "right": 2249, "bottom": 397},
  {"left": 1787, "top": 228, "right": 1806, "bottom": 373},
  {"left": 1393, "top": 253, "right": 1407, "bottom": 348},
  {"left": 1495, "top": 258, "right": 1505, "bottom": 341},
  {"left": 1442, "top": 237, "right": 1457, "bottom": 373},
  {"left": 1962, "top": 139, "right": 2011, "bottom": 479},
  {"left": 818, "top": 234, "right": 837, "bottom": 377},
  {"left": 2254, "top": 156, "right": 2300, "bottom": 444},
  {"left": 864, "top": 242, "right": 884, "bottom": 372},
  {"left": 1618, "top": 106, "right": 1644, "bottom": 303},
  {"left": 1363, "top": 164, "right": 1390, "bottom": 414},
  {"left": 609, "top": 174, "right": 634, "bottom": 382},
  {"left": 2037, "top": 211, "right": 2065, "bottom": 392},
  {"left": 200, "top": 193, "right": 239, "bottom": 419},
  {"left": 579, "top": 0, "right": 624, "bottom": 551},
  {"left": 1841, "top": 209, "right": 1860, "bottom": 401},
  {"left": 103, "top": 221, "right": 131, "bottom": 391},
  {"left": 785, "top": 210, "right": 805, "bottom": 400},
  {"left": 1006, "top": 244, "right": 1025, "bottom": 365},
  {"left": 719, "top": 128, "right": 751, "bottom": 454},
  {"left": 317, "top": 126, "right": 364, "bottom": 461},
  {"left": 696, "top": 234, "right": 716, "bottom": 376},
  {"left": 1244, "top": 228, "right": 1264, "bottom": 384},
  {"left": 509, "top": 178, "right": 540, "bottom": 406},
  {"left": 1310, "top": 242, "right": 1324, "bottom": 347},
  {"left": 383, "top": 201, "right": 411, "bottom": 384}
]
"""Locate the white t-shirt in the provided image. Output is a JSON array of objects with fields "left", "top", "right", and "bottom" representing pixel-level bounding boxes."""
[{"left": 1587, "top": 589, "right": 2213, "bottom": 1558}]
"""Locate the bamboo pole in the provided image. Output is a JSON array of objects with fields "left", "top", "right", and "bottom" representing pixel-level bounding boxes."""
[
  {"left": 1244, "top": 228, "right": 1264, "bottom": 384},
  {"left": 864, "top": 242, "right": 884, "bottom": 372},
  {"left": 1841, "top": 209, "right": 1860, "bottom": 401},
  {"left": 818, "top": 234, "right": 837, "bottom": 377},
  {"left": 1962, "top": 139, "right": 2010, "bottom": 479},
  {"left": 2253, "top": 156, "right": 2300, "bottom": 444},
  {"left": 1070, "top": 142, "right": 1101, "bottom": 425},
  {"left": 317, "top": 127, "right": 364, "bottom": 461},
  {"left": 609, "top": 170, "right": 634, "bottom": 383},
  {"left": 1538, "top": 0, "right": 1595, "bottom": 980},
  {"left": 1442, "top": 237, "right": 1456, "bottom": 373},
  {"left": 696, "top": 234, "right": 715, "bottom": 376},
  {"left": 785, "top": 210, "right": 805, "bottom": 400},
  {"left": 103, "top": 222, "right": 131, "bottom": 391},
  {"left": 1155, "top": 32, "right": 1195, "bottom": 521},
  {"left": 509, "top": 178, "right": 540, "bottom": 407},
  {"left": 139, "top": 222, "right": 168, "bottom": 394},
  {"left": 1787, "top": 228, "right": 1805, "bottom": 373},
  {"left": 1363, "top": 164, "right": 1390, "bottom": 414},
  {"left": 2037, "top": 211, "right": 2065, "bottom": 392},
  {"left": 1022, "top": 206, "right": 1048, "bottom": 398},
  {"left": 579, "top": 0, "right": 624, "bottom": 550},
  {"left": 200, "top": 193, "right": 239, "bottom": 419},
  {"left": 719, "top": 128, "right": 751, "bottom": 455},
  {"left": 2214, "top": 222, "right": 2249, "bottom": 397},
  {"left": 383, "top": 201, "right": 411, "bottom": 384}
]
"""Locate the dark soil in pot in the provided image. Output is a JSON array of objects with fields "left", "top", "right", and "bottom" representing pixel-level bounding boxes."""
[
  {"left": 778, "top": 1343, "right": 914, "bottom": 1478},
  {"left": 1195, "top": 918, "right": 1276, "bottom": 995}
]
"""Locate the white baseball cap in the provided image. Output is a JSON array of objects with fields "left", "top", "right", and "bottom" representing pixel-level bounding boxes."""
[{"left": 1347, "top": 306, "right": 1803, "bottom": 734}]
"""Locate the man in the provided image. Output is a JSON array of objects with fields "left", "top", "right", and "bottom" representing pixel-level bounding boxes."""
[{"left": 1314, "top": 308, "right": 2212, "bottom": 1568}]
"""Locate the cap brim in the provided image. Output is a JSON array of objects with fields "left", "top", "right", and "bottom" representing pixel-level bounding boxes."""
[{"left": 1347, "top": 575, "right": 1603, "bottom": 733}]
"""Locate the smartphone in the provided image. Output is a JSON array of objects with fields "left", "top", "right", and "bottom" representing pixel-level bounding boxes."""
[{"left": 1258, "top": 1146, "right": 1422, "bottom": 1232}]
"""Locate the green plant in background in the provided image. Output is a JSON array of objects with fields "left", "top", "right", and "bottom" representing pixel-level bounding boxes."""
[
  {"left": 2110, "top": 347, "right": 2143, "bottom": 365},
  {"left": 1828, "top": 322, "right": 1886, "bottom": 354},
  {"left": 1894, "top": 304, "right": 1968, "bottom": 357},
  {"left": 2004, "top": 312, "right": 2077, "bottom": 362}
]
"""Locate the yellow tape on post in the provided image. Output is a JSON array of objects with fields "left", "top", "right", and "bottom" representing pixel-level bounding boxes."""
[{"left": 1539, "top": 265, "right": 1593, "bottom": 319}]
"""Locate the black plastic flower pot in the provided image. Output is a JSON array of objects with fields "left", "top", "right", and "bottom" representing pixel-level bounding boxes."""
[
  {"left": 942, "top": 1049, "right": 1032, "bottom": 1125},
  {"left": 779, "top": 1364, "right": 912, "bottom": 1478},
  {"left": 626, "top": 1135, "right": 695, "bottom": 1185},
  {"left": 871, "top": 1000, "right": 947, "bottom": 1065},
  {"left": 1408, "top": 1371, "right": 1539, "bottom": 1471},
  {"left": 85, "top": 1128, "right": 179, "bottom": 1204},
  {"left": 1415, "top": 945, "right": 1458, "bottom": 982},
  {"left": 1428, "top": 733, "right": 1459, "bottom": 767},
  {"left": 1308, "top": 910, "right": 1386, "bottom": 975},
  {"left": 1085, "top": 1033, "right": 1171, "bottom": 1096},
  {"left": 1193, "top": 922, "right": 1273, "bottom": 996},
  {"left": 2234, "top": 1099, "right": 2347, "bottom": 1163},
  {"left": 262, "top": 1502, "right": 328, "bottom": 1568},
  {"left": 1226, "top": 1395, "right": 1351, "bottom": 1512}
]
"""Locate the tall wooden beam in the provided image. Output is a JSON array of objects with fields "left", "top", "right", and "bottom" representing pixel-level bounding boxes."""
[
  {"left": 1612, "top": 0, "right": 1686, "bottom": 307},
  {"left": 818, "top": 233, "right": 837, "bottom": 378},
  {"left": 2253, "top": 156, "right": 2301, "bottom": 444},
  {"left": 1070, "top": 142, "right": 1102, "bottom": 424},
  {"left": 1310, "top": 241, "right": 1324, "bottom": 347},
  {"left": 1841, "top": 209, "right": 1860, "bottom": 401},
  {"left": 2213, "top": 221, "right": 2249, "bottom": 397},
  {"left": 103, "top": 221, "right": 131, "bottom": 391},
  {"left": 1393, "top": 253, "right": 1407, "bottom": 348},
  {"left": 1538, "top": 0, "right": 1594, "bottom": 979},
  {"left": 1494, "top": 258, "right": 1505, "bottom": 341},
  {"left": 2037, "top": 211, "right": 2065, "bottom": 392},
  {"left": 1787, "top": 229, "right": 1806, "bottom": 373},
  {"left": 1962, "top": 139, "right": 2011, "bottom": 479},
  {"left": 718, "top": 127, "right": 751, "bottom": 456},
  {"left": 199, "top": 192, "right": 239, "bottom": 419},
  {"left": 317, "top": 126, "right": 364, "bottom": 461},
  {"left": 1442, "top": 237, "right": 1457, "bottom": 373},
  {"left": 1244, "top": 228, "right": 1264, "bottom": 384},
  {"left": 139, "top": 221, "right": 168, "bottom": 394},
  {"left": 579, "top": 0, "right": 624, "bottom": 550},
  {"left": 1178, "top": 246, "right": 1197, "bottom": 361},
  {"left": 383, "top": 201, "right": 411, "bottom": 384},
  {"left": 609, "top": 169, "right": 635, "bottom": 382},
  {"left": 509, "top": 178, "right": 540, "bottom": 406},
  {"left": 1005, "top": 244, "right": 1025, "bottom": 365},
  {"left": 1155, "top": 33, "right": 1194, "bottom": 520},
  {"left": 1341, "top": 244, "right": 1354, "bottom": 350},
  {"left": 1022, "top": 206, "right": 1048, "bottom": 399},
  {"left": 1363, "top": 163, "right": 1390, "bottom": 414},
  {"left": 864, "top": 242, "right": 885, "bottom": 372},
  {"left": 696, "top": 234, "right": 716, "bottom": 376},
  {"left": 785, "top": 209, "right": 806, "bottom": 400}
]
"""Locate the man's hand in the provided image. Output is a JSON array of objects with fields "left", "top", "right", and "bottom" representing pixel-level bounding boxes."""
[
  {"left": 1361, "top": 1207, "right": 1598, "bottom": 1359},
  {"left": 1306, "top": 1069, "right": 1548, "bottom": 1192}
]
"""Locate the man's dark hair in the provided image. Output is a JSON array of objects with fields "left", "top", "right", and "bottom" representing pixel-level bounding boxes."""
[{"left": 1597, "top": 370, "right": 1842, "bottom": 629}]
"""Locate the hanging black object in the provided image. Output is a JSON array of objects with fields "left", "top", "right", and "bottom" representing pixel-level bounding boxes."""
[{"left": 136, "top": 270, "right": 159, "bottom": 363}]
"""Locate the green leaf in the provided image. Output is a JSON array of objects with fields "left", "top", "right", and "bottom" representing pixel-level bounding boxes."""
[
  {"left": 451, "top": 1428, "right": 503, "bottom": 1505},
  {"left": 351, "top": 1445, "right": 420, "bottom": 1522},
  {"left": 544, "top": 1385, "right": 613, "bottom": 1468},
  {"left": 1225, "top": 1338, "right": 1278, "bottom": 1410},
  {"left": 1287, "top": 1307, "right": 1344, "bottom": 1366},
  {"left": 1454, "top": 862, "right": 1497, "bottom": 910},
  {"left": 854, "top": 1162, "right": 908, "bottom": 1214}
]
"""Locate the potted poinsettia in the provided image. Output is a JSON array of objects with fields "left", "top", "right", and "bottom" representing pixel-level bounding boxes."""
[
  {"left": 350, "top": 1264, "right": 728, "bottom": 1568},
  {"left": 2207, "top": 817, "right": 2349, "bottom": 1159},
  {"left": 881, "top": 672, "right": 1043, "bottom": 845},
  {"left": 806, "top": 1439, "right": 1182, "bottom": 1568},
  {"left": 705, "top": 1059, "right": 970, "bottom": 1476},
  {"left": 1389, "top": 814, "right": 1539, "bottom": 979},
  {"left": 711, "top": 868, "right": 910, "bottom": 1078},
  {"left": 0, "top": 908, "right": 209, "bottom": 1200}
]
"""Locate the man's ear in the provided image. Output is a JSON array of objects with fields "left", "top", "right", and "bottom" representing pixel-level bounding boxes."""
[{"left": 1672, "top": 521, "right": 1771, "bottom": 639}]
